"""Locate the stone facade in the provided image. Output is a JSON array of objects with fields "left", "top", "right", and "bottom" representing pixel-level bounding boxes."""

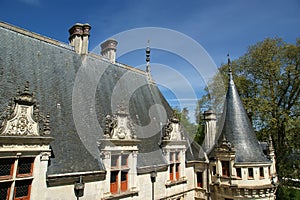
[{"left": 0, "top": 21, "right": 277, "bottom": 200}]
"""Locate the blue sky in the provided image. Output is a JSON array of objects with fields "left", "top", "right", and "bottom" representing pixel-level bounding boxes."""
[{"left": 1, "top": 0, "right": 299, "bottom": 123}]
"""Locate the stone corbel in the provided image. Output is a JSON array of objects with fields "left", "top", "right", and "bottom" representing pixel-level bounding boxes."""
[{"left": 40, "top": 151, "right": 51, "bottom": 161}]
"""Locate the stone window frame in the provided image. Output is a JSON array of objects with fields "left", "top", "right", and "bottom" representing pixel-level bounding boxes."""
[{"left": 0, "top": 157, "right": 35, "bottom": 200}]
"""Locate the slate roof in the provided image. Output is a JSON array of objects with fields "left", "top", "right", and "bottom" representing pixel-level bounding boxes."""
[
  {"left": 0, "top": 21, "right": 204, "bottom": 175},
  {"left": 216, "top": 72, "right": 270, "bottom": 163}
]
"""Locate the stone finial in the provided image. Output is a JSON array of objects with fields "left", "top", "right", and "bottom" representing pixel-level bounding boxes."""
[
  {"left": 145, "top": 40, "right": 153, "bottom": 82},
  {"left": 216, "top": 135, "right": 235, "bottom": 153},
  {"left": 14, "top": 81, "right": 35, "bottom": 106},
  {"left": 100, "top": 38, "right": 118, "bottom": 63}
]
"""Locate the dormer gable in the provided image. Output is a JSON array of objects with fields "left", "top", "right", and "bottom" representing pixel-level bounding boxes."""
[
  {"left": 103, "top": 105, "right": 136, "bottom": 140},
  {"left": 162, "top": 114, "right": 184, "bottom": 141},
  {"left": 0, "top": 82, "right": 51, "bottom": 137}
]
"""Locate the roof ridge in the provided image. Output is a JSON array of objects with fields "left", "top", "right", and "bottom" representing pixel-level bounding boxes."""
[{"left": 0, "top": 21, "right": 72, "bottom": 50}]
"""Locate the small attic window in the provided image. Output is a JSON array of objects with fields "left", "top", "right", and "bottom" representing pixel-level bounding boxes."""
[
  {"left": 236, "top": 168, "right": 242, "bottom": 179},
  {"left": 259, "top": 167, "right": 264, "bottom": 179},
  {"left": 248, "top": 168, "right": 254, "bottom": 179},
  {"left": 221, "top": 161, "right": 230, "bottom": 177},
  {"left": 196, "top": 172, "right": 203, "bottom": 188}
]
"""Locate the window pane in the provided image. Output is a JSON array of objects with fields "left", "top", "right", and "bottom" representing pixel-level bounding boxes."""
[
  {"left": 197, "top": 172, "right": 203, "bottom": 187},
  {"left": 221, "top": 161, "right": 230, "bottom": 177},
  {"left": 111, "top": 155, "right": 118, "bottom": 168},
  {"left": 175, "top": 164, "right": 180, "bottom": 180},
  {"left": 14, "top": 180, "right": 31, "bottom": 198},
  {"left": 110, "top": 171, "right": 118, "bottom": 183},
  {"left": 0, "top": 182, "right": 11, "bottom": 200},
  {"left": 121, "top": 155, "right": 128, "bottom": 167},
  {"left": 175, "top": 152, "right": 179, "bottom": 161},
  {"left": 0, "top": 158, "right": 14, "bottom": 177},
  {"left": 17, "top": 158, "right": 34, "bottom": 176},
  {"left": 169, "top": 164, "right": 174, "bottom": 181},
  {"left": 110, "top": 171, "right": 118, "bottom": 194},
  {"left": 248, "top": 168, "right": 253, "bottom": 178},
  {"left": 121, "top": 171, "right": 127, "bottom": 182},
  {"left": 236, "top": 168, "right": 242, "bottom": 178},
  {"left": 169, "top": 152, "right": 174, "bottom": 162},
  {"left": 121, "top": 172, "right": 128, "bottom": 192},
  {"left": 212, "top": 166, "right": 216, "bottom": 175},
  {"left": 260, "top": 167, "right": 264, "bottom": 178}
]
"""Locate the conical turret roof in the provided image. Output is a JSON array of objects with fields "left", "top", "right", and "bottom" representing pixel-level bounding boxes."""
[{"left": 217, "top": 68, "right": 269, "bottom": 163}]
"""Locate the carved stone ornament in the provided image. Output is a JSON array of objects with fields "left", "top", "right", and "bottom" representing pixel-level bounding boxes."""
[
  {"left": 216, "top": 136, "right": 235, "bottom": 153},
  {"left": 104, "top": 105, "right": 136, "bottom": 140},
  {"left": 162, "top": 114, "right": 183, "bottom": 141},
  {"left": 0, "top": 82, "right": 50, "bottom": 136}
]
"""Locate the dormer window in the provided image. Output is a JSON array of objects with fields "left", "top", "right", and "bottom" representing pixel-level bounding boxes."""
[
  {"left": 110, "top": 154, "right": 129, "bottom": 194},
  {"left": 169, "top": 151, "right": 181, "bottom": 181}
]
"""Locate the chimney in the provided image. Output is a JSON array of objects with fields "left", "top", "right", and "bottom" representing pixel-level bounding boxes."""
[
  {"left": 69, "top": 23, "right": 91, "bottom": 54},
  {"left": 100, "top": 38, "right": 118, "bottom": 63},
  {"left": 81, "top": 23, "right": 91, "bottom": 54},
  {"left": 203, "top": 109, "right": 217, "bottom": 151}
]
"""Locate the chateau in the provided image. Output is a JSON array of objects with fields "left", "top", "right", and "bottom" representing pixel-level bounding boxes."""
[{"left": 0, "top": 21, "right": 278, "bottom": 200}]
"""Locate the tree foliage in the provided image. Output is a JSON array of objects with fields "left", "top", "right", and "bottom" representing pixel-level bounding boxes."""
[{"left": 196, "top": 38, "right": 300, "bottom": 198}]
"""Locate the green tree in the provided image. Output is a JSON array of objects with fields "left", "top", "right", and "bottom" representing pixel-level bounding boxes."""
[{"left": 196, "top": 38, "right": 300, "bottom": 198}]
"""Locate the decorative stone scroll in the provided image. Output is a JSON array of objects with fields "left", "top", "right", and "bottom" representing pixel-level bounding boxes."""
[
  {"left": 0, "top": 82, "right": 50, "bottom": 136},
  {"left": 104, "top": 105, "right": 136, "bottom": 140}
]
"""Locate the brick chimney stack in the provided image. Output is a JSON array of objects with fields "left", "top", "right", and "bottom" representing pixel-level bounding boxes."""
[
  {"left": 100, "top": 38, "right": 118, "bottom": 63},
  {"left": 69, "top": 23, "right": 91, "bottom": 54}
]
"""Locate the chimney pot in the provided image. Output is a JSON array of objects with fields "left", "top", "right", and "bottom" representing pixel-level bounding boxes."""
[
  {"left": 100, "top": 38, "right": 118, "bottom": 63},
  {"left": 68, "top": 23, "right": 91, "bottom": 55}
]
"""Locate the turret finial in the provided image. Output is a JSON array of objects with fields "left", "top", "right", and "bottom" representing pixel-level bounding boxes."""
[
  {"left": 227, "top": 54, "right": 233, "bottom": 82},
  {"left": 146, "top": 40, "right": 152, "bottom": 82},
  {"left": 146, "top": 40, "right": 151, "bottom": 72}
]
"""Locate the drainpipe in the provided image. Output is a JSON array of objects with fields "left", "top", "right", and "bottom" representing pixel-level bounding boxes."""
[
  {"left": 74, "top": 176, "right": 85, "bottom": 200},
  {"left": 150, "top": 170, "right": 157, "bottom": 200}
]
